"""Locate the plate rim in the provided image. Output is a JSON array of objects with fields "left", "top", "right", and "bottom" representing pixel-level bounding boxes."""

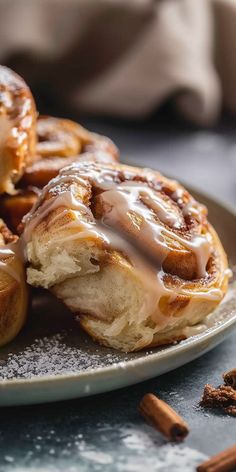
[
  {"left": 1, "top": 308, "right": 236, "bottom": 389},
  {"left": 1, "top": 186, "right": 236, "bottom": 389}
]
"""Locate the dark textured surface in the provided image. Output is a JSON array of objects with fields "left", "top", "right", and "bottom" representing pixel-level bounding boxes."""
[{"left": 1, "top": 115, "right": 236, "bottom": 471}]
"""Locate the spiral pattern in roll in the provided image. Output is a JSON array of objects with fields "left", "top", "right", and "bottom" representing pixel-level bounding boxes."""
[
  {"left": 0, "top": 66, "right": 37, "bottom": 194},
  {"left": 22, "top": 162, "right": 229, "bottom": 351},
  {"left": 21, "top": 115, "right": 119, "bottom": 188}
]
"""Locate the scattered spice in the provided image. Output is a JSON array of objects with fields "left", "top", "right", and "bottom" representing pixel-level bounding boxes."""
[
  {"left": 201, "top": 384, "right": 236, "bottom": 416},
  {"left": 200, "top": 368, "right": 236, "bottom": 416},
  {"left": 197, "top": 444, "right": 236, "bottom": 472},
  {"left": 223, "top": 369, "right": 236, "bottom": 389},
  {"left": 138, "top": 393, "right": 189, "bottom": 442}
]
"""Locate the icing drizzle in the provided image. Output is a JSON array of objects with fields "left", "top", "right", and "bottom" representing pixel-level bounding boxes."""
[{"left": 23, "top": 163, "right": 229, "bottom": 323}]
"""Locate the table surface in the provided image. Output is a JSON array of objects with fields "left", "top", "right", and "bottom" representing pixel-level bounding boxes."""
[{"left": 1, "top": 114, "right": 236, "bottom": 472}]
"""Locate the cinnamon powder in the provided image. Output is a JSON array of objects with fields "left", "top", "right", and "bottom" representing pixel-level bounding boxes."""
[{"left": 201, "top": 369, "right": 236, "bottom": 416}]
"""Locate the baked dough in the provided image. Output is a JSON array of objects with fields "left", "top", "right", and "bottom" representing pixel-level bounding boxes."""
[
  {"left": 21, "top": 115, "right": 119, "bottom": 188},
  {"left": 22, "top": 162, "right": 229, "bottom": 351},
  {"left": 0, "top": 66, "right": 36, "bottom": 194},
  {"left": 0, "top": 219, "right": 28, "bottom": 346}
]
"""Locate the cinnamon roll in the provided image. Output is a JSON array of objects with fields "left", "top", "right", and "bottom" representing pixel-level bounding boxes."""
[
  {"left": 0, "top": 219, "right": 28, "bottom": 346},
  {"left": 0, "top": 66, "right": 37, "bottom": 194},
  {"left": 0, "top": 114, "right": 118, "bottom": 231},
  {"left": 21, "top": 115, "right": 119, "bottom": 188},
  {"left": 22, "top": 162, "right": 229, "bottom": 352},
  {"left": 0, "top": 187, "right": 39, "bottom": 233}
]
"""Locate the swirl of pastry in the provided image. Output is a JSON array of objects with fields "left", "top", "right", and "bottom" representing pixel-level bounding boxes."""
[
  {"left": 36, "top": 115, "right": 118, "bottom": 158},
  {"left": 0, "top": 219, "right": 28, "bottom": 346},
  {"left": 22, "top": 162, "right": 229, "bottom": 352},
  {"left": 0, "top": 66, "right": 37, "bottom": 194},
  {"left": 0, "top": 117, "right": 119, "bottom": 232},
  {"left": 21, "top": 116, "right": 119, "bottom": 188},
  {"left": 36, "top": 116, "right": 84, "bottom": 158}
]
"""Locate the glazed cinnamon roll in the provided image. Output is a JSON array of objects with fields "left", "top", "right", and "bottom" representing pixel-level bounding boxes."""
[
  {"left": 0, "top": 114, "right": 119, "bottom": 231},
  {"left": 0, "top": 66, "right": 37, "bottom": 194},
  {"left": 36, "top": 115, "right": 118, "bottom": 158},
  {"left": 21, "top": 116, "right": 119, "bottom": 188},
  {"left": 0, "top": 219, "right": 28, "bottom": 346},
  {"left": 22, "top": 162, "right": 229, "bottom": 352},
  {"left": 0, "top": 64, "right": 117, "bottom": 194}
]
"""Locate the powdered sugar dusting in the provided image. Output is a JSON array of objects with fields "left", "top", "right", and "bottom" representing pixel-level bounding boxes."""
[
  {"left": 116, "top": 444, "right": 207, "bottom": 471},
  {"left": 1, "top": 425, "right": 207, "bottom": 472},
  {"left": 0, "top": 332, "right": 130, "bottom": 380},
  {"left": 119, "top": 426, "right": 207, "bottom": 471},
  {"left": 0, "top": 277, "right": 236, "bottom": 383},
  {"left": 79, "top": 450, "right": 113, "bottom": 464},
  {"left": 3, "top": 468, "right": 58, "bottom": 472}
]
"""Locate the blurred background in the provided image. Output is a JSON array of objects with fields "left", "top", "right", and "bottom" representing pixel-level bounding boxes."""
[
  {"left": 1, "top": 0, "right": 236, "bottom": 203},
  {"left": 1, "top": 2, "right": 236, "bottom": 471}
]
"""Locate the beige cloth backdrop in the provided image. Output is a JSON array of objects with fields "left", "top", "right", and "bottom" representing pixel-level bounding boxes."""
[{"left": 0, "top": 0, "right": 235, "bottom": 125}]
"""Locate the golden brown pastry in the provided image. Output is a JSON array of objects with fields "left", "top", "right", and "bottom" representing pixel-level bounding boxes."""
[
  {"left": 21, "top": 149, "right": 118, "bottom": 189},
  {"left": 0, "top": 66, "right": 37, "bottom": 194},
  {"left": 22, "top": 162, "right": 230, "bottom": 352},
  {"left": 21, "top": 115, "right": 119, "bottom": 188},
  {"left": 36, "top": 115, "right": 118, "bottom": 158},
  {"left": 0, "top": 187, "right": 40, "bottom": 233},
  {"left": 0, "top": 219, "right": 28, "bottom": 346},
  {"left": 0, "top": 114, "right": 119, "bottom": 231}
]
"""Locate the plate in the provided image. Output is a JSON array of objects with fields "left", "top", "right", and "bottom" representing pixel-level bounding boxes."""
[{"left": 0, "top": 188, "right": 236, "bottom": 406}]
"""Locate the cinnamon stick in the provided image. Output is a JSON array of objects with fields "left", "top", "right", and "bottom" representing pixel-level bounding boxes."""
[
  {"left": 138, "top": 393, "right": 189, "bottom": 442},
  {"left": 197, "top": 444, "right": 236, "bottom": 472}
]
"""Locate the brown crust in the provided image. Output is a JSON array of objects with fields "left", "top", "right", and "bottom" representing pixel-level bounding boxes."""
[
  {"left": 0, "top": 66, "right": 37, "bottom": 194},
  {"left": 0, "top": 188, "right": 39, "bottom": 234},
  {"left": 21, "top": 150, "right": 118, "bottom": 189},
  {"left": 36, "top": 116, "right": 119, "bottom": 159},
  {"left": 24, "top": 161, "right": 229, "bottom": 352},
  {"left": 21, "top": 116, "right": 119, "bottom": 188},
  {"left": 0, "top": 115, "right": 119, "bottom": 231},
  {"left": 0, "top": 220, "right": 28, "bottom": 346}
]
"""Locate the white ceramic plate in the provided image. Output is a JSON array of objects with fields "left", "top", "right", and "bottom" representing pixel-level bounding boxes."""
[{"left": 0, "top": 189, "right": 236, "bottom": 406}]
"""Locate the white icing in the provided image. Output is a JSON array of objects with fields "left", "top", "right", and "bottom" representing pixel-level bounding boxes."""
[
  {"left": 95, "top": 178, "right": 211, "bottom": 278},
  {"left": 23, "top": 163, "right": 213, "bottom": 278},
  {"left": 23, "top": 163, "right": 229, "bottom": 331},
  {"left": 23, "top": 187, "right": 90, "bottom": 243}
]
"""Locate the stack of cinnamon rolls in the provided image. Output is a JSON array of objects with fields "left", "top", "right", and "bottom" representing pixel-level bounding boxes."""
[{"left": 0, "top": 66, "right": 230, "bottom": 351}]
